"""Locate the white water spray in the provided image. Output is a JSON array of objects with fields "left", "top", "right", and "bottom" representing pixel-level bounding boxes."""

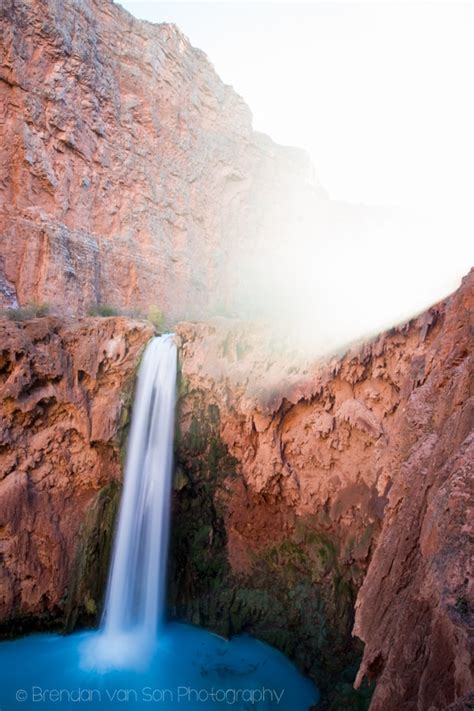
[{"left": 83, "top": 334, "right": 177, "bottom": 669}]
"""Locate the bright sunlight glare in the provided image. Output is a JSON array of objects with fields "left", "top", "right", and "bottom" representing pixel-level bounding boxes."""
[{"left": 120, "top": 0, "right": 472, "bottom": 353}]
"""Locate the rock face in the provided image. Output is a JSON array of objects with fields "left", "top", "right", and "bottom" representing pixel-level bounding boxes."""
[
  {"left": 353, "top": 273, "right": 473, "bottom": 711},
  {"left": 172, "top": 271, "right": 473, "bottom": 710},
  {"left": 0, "top": 315, "right": 153, "bottom": 631},
  {"left": 0, "top": 0, "right": 316, "bottom": 321}
]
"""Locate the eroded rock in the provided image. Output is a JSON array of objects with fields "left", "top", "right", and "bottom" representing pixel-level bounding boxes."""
[
  {"left": 172, "top": 271, "right": 473, "bottom": 710},
  {"left": 0, "top": 315, "right": 153, "bottom": 631}
]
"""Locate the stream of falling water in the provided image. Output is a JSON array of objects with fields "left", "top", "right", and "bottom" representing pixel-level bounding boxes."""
[{"left": 88, "top": 334, "right": 177, "bottom": 668}]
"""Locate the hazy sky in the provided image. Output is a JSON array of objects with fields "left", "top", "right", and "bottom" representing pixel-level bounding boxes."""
[
  {"left": 119, "top": 1, "right": 472, "bottom": 346},
  {"left": 120, "top": 1, "right": 472, "bottom": 212}
]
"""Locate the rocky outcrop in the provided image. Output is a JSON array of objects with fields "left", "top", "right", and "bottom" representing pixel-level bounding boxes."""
[
  {"left": 172, "top": 271, "right": 473, "bottom": 710},
  {"left": 0, "top": 314, "right": 153, "bottom": 632},
  {"left": 353, "top": 273, "right": 473, "bottom": 711},
  {"left": 0, "top": 0, "right": 317, "bottom": 321}
]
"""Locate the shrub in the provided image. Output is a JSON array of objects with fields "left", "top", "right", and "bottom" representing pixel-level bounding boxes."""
[
  {"left": 88, "top": 305, "right": 122, "bottom": 317},
  {"left": 87, "top": 303, "right": 166, "bottom": 330},
  {"left": 147, "top": 304, "right": 165, "bottom": 331},
  {"left": 2, "top": 303, "right": 50, "bottom": 321}
]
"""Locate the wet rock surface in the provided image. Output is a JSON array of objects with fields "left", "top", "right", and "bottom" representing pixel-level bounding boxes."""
[{"left": 0, "top": 315, "right": 153, "bottom": 632}]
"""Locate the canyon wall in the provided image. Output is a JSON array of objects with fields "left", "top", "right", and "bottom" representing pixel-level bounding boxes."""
[
  {"left": 0, "top": 0, "right": 460, "bottom": 342},
  {"left": 0, "top": 0, "right": 317, "bottom": 321},
  {"left": 353, "top": 274, "right": 473, "bottom": 711},
  {"left": 172, "top": 271, "right": 473, "bottom": 710}
]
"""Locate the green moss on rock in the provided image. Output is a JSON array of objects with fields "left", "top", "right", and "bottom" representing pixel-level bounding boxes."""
[
  {"left": 64, "top": 481, "right": 121, "bottom": 631},
  {"left": 170, "top": 397, "right": 374, "bottom": 710}
]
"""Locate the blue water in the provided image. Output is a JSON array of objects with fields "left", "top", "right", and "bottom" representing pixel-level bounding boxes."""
[{"left": 0, "top": 622, "right": 319, "bottom": 710}]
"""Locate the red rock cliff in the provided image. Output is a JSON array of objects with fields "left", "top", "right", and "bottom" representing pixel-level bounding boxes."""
[
  {"left": 173, "top": 271, "right": 473, "bottom": 710},
  {"left": 353, "top": 273, "right": 473, "bottom": 710},
  {"left": 0, "top": 0, "right": 315, "bottom": 320}
]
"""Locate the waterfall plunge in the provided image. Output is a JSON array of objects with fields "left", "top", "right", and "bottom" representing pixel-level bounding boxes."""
[
  {"left": 84, "top": 334, "right": 177, "bottom": 669},
  {"left": 33, "top": 332, "right": 318, "bottom": 708}
]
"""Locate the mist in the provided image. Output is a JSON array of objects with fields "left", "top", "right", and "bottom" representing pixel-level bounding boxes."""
[{"left": 122, "top": 0, "right": 472, "bottom": 356}]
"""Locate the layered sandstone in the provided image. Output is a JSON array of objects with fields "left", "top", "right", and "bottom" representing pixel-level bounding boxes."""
[
  {"left": 0, "top": 0, "right": 316, "bottom": 321},
  {"left": 0, "top": 314, "right": 153, "bottom": 630}
]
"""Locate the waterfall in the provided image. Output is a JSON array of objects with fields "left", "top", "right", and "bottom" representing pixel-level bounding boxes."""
[
  {"left": 85, "top": 334, "right": 177, "bottom": 669},
  {"left": 19, "top": 331, "right": 318, "bottom": 709}
]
